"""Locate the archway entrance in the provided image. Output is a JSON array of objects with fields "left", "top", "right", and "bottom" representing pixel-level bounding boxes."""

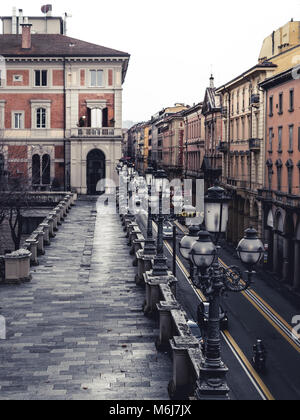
[{"left": 86, "top": 149, "right": 105, "bottom": 195}]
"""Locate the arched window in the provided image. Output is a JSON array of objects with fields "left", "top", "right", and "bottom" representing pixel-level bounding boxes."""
[
  {"left": 32, "top": 154, "right": 41, "bottom": 185},
  {"left": 276, "top": 159, "right": 283, "bottom": 192},
  {"left": 42, "top": 154, "right": 51, "bottom": 185},
  {"left": 286, "top": 159, "right": 294, "bottom": 195},
  {"left": 36, "top": 108, "right": 46, "bottom": 129}
]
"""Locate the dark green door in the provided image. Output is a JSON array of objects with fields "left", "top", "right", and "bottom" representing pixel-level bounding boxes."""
[{"left": 87, "top": 149, "right": 105, "bottom": 195}]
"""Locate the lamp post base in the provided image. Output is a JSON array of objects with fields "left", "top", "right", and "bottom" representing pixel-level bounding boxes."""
[{"left": 195, "top": 363, "right": 230, "bottom": 400}]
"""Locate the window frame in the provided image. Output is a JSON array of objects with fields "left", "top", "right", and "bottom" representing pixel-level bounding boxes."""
[
  {"left": 34, "top": 70, "right": 48, "bottom": 87},
  {"left": 278, "top": 92, "right": 283, "bottom": 115},
  {"left": 12, "top": 111, "right": 24, "bottom": 129},
  {"left": 289, "top": 89, "right": 294, "bottom": 113},
  {"left": 89, "top": 69, "right": 104, "bottom": 87}
]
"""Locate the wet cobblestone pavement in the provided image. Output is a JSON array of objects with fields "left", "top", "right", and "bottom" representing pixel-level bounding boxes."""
[{"left": 0, "top": 201, "right": 171, "bottom": 400}]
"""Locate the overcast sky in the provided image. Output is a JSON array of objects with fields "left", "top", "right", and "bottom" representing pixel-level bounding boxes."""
[{"left": 1, "top": 0, "right": 300, "bottom": 122}]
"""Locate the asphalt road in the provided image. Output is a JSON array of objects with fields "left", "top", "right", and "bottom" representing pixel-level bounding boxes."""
[{"left": 136, "top": 211, "right": 300, "bottom": 401}]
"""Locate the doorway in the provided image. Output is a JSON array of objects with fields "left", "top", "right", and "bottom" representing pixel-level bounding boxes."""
[{"left": 86, "top": 149, "right": 106, "bottom": 195}]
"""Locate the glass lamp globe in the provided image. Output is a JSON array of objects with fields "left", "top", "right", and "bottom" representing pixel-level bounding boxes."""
[
  {"left": 145, "top": 166, "right": 154, "bottom": 187},
  {"left": 190, "top": 229, "right": 217, "bottom": 270},
  {"left": 155, "top": 169, "right": 168, "bottom": 193},
  {"left": 205, "top": 183, "right": 230, "bottom": 233},
  {"left": 237, "top": 228, "right": 264, "bottom": 267},
  {"left": 179, "top": 225, "right": 201, "bottom": 260}
]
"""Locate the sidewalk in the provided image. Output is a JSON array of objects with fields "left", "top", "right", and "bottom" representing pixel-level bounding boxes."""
[{"left": 0, "top": 201, "right": 171, "bottom": 400}]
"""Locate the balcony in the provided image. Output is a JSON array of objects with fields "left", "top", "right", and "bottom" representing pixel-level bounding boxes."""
[
  {"left": 70, "top": 127, "right": 122, "bottom": 138},
  {"left": 218, "top": 142, "right": 229, "bottom": 153},
  {"left": 257, "top": 189, "right": 300, "bottom": 209},
  {"left": 249, "top": 138, "right": 261, "bottom": 152}
]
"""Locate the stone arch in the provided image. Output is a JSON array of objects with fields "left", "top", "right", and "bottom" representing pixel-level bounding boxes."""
[
  {"left": 237, "top": 196, "right": 246, "bottom": 241},
  {"left": 275, "top": 210, "right": 284, "bottom": 233},
  {"left": 296, "top": 221, "right": 300, "bottom": 241},
  {"left": 283, "top": 213, "right": 295, "bottom": 285},
  {"left": 86, "top": 149, "right": 106, "bottom": 195},
  {"left": 244, "top": 199, "right": 251, "bottom": 231},
  {"left": 252, "top": 201, "right": 259, "bottom": 232},
  {"left": 267, "top": 209, "right": 274, "bottom": 229}
]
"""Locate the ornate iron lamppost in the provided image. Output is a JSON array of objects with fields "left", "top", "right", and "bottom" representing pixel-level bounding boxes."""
[
  {"left": 143, "top": 166, "right": 156, "bottom": 256},
  {"left": 151, "top": 169, "right": 169, "bottom": 276},
  {"left": 184, "top": 182, "right": 264, "bottom": 400}
]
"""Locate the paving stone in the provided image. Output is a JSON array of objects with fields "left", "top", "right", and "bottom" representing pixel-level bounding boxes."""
[{"left": 0, "top": 201, "right": 171, "bottom": 400}]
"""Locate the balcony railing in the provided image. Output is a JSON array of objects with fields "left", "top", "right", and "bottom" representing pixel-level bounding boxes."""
[
  {"left": 258, "top": 189, "right": 300, "bottom": 208},
  {"left": 70, "top": 127, "right": 122, "bottom": 138},
  {"left": 249, "top": 138, "right": 261, "bottom": 151}
]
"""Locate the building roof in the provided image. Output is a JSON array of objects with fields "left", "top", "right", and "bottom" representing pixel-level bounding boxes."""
[
  {"left": 216, "top": 62, "right": 277, "bottom": 93},
  {"left": 0, "top": 34, "right": 130, "bottom": 58},
  {"left": 259, "top": 67, "right": 295, "bottom": 89}
]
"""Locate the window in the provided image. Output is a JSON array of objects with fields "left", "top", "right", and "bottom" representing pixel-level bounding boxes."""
[
  {"left": 13, "top": 112, "right": 23, "bottom": 129},
  {"left": 286, "top": 160, "right": 294, "bottom": 195},
  {"left": 298, "top": 127, "right": 300, "bottom": 152},
  {"left": 289, "top": 89, "right": 294, "bottom": 112},
  {"left": 36, "top": 108, "right": 46, "bottom": 129},
  {"left": 91, "top": 108, "right": 102, "bottom": 128},
  {"left": 289, "top": 125, "right": 294, "bottom": 152},
  {"left": 32, "top": 155, "right": 41, "bottom": 185},
  {"left": 35, "top": 70, "right": 47, "bottom": 87},
  {"left": 13, "top": 75, "right": 23, "bottom": 83},
  {"left": 90, "top": 70, "right": 103, "bottom": 87},
  {"left": 42, "top": 154, "right": 51, "bottom": 185},
  {"left": 278, "top": 93, "right": 283, "bottom": 114},
  {"left": 278, "top": 127, "right": 282, "bottom": 152},
  {"left": 266, "top": 159, "right": 273, "bottom": 190},
  {"left": 269, "top": 96, "right": 273, "bottom": 116},
  {"left": 269, "top": 128, "right": 273, "bottom": 151},
  {"left": 276, "top": 159, "right": 282, "bottom": 191}
]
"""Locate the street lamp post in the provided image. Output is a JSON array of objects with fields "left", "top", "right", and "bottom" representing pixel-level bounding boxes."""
[
  {"left": 183, "top": 183, "right": 264, "bottom": 400},
  {"left": 143, "top": 166, "right": 156, "bottom": 256},
  {"left": 179, "top": 225, "right": 201, "bottom": 283},
  {"left": 152, "top": 169, "right": 169, "bottom": 277}
]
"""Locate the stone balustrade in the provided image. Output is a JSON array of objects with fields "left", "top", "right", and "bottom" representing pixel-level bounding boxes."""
[
  {"left": 122, "top": 210, "right": 204, "bottom": 401},
  {"left": 3, "top": 249, "right": 32, "bottom": 284},
  {"left": 1, "top": 193, "right": 77, "bottom": 284}
]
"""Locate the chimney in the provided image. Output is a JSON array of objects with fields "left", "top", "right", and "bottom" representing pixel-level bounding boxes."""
[
  {"left": 12, "top": 7, "right": 17, "bottom": 34},
  {"left": 18, "top": 9, "right": 23, "bottom": 34},
  {"left": 21, "top": 23, "right": 32, "bottom": 49}
]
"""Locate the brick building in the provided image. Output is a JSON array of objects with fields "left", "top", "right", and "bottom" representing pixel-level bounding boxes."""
[
  {"left": 0, "top": 8, "right": 130, "bottom": 194},
  {"left": 259, "top": 68, "right": 300, "bottom": 291},
  {"left": 202, "top": 75, "right": 222, "bottom": 189}
]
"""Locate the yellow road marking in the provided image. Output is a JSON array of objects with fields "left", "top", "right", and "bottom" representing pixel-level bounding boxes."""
[
  {"left": 219, "top": 258, "right": 300, "bottom": 354},
  {"left": 223, "top": 331, "right": 275, "bottom": 401},
  {"left": 152, "top": 219, "right": 273, "bottom": 400}
]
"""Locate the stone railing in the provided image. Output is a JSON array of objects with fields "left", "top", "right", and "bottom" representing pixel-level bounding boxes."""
[
  {"left": 119, "top": 205, "right": 204, "bottom": 400},
  {"left": 70, "top": 127, "right": 122, "bottom": 138},
  {"left": 1, "top": 193, "right": 77, "bottom": 284},
  {"left": 0, "top": 191, "right": 77, "bottom": 207}
]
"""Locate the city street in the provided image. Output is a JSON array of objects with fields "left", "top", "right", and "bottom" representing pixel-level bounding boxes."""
[{"left": 136, "top": 211, "right": 300, "bottom": 400}]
